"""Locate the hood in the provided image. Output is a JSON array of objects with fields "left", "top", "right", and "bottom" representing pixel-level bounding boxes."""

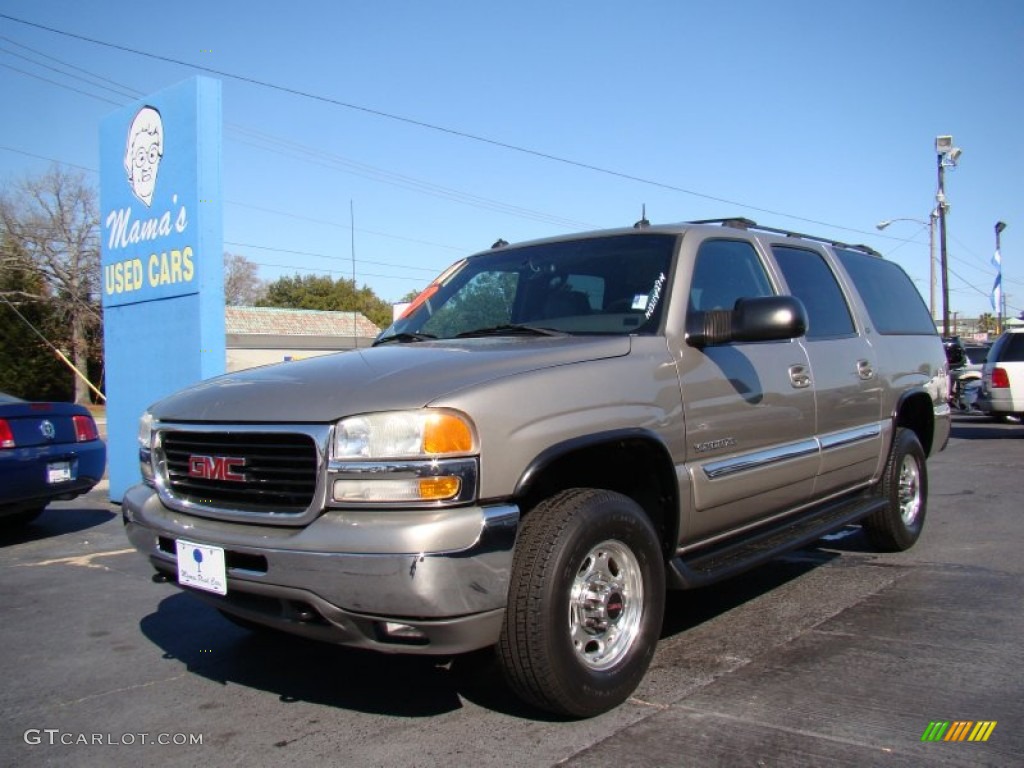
[{"left": 149, "top": 336, "right": 631, "bottom": 422}]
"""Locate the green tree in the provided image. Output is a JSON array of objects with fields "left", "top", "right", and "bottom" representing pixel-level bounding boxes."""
[
  {"left": 977, "top": 313, "right": 996, "bottom": 334},
  {"left": 0, "top": 168, "right": 102, "bottom": 404},
  {"left": 257, "top": 273, "right": 392, "bottom": 329},
  {"left": 0, "top": 254, "right": 68, "bottom": 399}
]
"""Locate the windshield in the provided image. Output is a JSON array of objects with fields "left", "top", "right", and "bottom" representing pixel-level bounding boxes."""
[{"left": 381, "top": 233, "right": 677, "bottom": 341}]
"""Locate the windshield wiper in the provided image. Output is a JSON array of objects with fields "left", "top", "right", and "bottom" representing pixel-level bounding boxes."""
[
  {"left": 372, "top": 331, "right": 437, "bottom": 347},
  {"left": 454, "top": 324, "right": 566, "bottom": 339}
]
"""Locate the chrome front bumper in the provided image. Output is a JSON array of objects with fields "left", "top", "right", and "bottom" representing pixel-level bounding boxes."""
[{"left": 122, "top": 484, "right": 519, "bottom": 654}]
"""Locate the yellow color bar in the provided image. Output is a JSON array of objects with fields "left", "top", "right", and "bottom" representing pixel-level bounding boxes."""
[{"left": 968, "top": 721, "right": 997, "bottom": 742}]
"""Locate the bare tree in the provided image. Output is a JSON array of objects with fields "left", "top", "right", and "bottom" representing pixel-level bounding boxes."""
[
  {"left": 0, "top": 167, "right": 101, "bottom": 404},
  {"left": 224, "top": 251, "right": 266, "bottom": 305}
]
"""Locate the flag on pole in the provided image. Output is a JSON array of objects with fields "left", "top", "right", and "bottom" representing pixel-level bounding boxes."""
[{"left": 991, "top": 247, "right": 1002, "bottom": 312}]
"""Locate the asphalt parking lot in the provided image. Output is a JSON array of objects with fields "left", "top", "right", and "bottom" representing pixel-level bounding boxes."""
[{"left": 1, "top": 414, "right": 1022, "bottom": 767}]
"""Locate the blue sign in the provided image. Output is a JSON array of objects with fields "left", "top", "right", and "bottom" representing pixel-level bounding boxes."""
[{"left": 100, "top": 77, "right": 224, "bottom": 500}]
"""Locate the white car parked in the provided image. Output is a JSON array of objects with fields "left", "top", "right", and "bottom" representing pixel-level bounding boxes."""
[{"left": 978, "top": 328, "right": 1024, "bottom": 422}]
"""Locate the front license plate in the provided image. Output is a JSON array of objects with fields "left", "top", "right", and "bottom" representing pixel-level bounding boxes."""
[
  {"left": 176, "top": 540, "right": 227, "bottom": 595},
  {"left": 46, "top": 461, "right": 73, "bottom": 484}
]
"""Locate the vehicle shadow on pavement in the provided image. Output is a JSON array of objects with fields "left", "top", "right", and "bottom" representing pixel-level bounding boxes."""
[
  {"left": 950, "top": 416, "right": 1022, "bottom": 441},
  {"left": 136, "top": 553, "right": 852, "bottom": 721},
  {"left": 660, "top": 551, "right": 839, "bottom": 638},
  {"left": 0, "top": 506, "right": 116, "bottom": 546},
  {"left": 138, "top": 592, "right": 551, "bottom": 720}
]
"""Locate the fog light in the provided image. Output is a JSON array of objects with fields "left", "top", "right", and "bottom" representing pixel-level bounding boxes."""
[
  {"left": 380, "top": 621, "right": 428, "bottom": 644},
  {"left": 333, "top": 476, "right": 461, "bottom": 503}
]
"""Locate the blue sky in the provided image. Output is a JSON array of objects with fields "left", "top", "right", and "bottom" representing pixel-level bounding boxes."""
[{"left": 1, "top": 0, "right": 1022, "bottom": 326}]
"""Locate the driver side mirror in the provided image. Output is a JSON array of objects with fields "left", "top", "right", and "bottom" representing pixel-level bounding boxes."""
[{"left": 686, "top": 295, "right": 808, "bottom": 348}]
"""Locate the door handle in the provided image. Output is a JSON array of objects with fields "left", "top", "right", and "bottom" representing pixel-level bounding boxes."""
[
  {"left": 789, "top": 364, "right": 811, "bottom": 389},
  {"left": 857, "top": 359, "right": 874, "bottom": 380}
]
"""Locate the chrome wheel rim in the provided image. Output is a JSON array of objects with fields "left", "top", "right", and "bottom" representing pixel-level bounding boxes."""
[
  {"left": 568, "top": 539, "right": 644, "bottom": 671},
  {"left": 898, "top": 454, "right": 922, "bottom": 526}
]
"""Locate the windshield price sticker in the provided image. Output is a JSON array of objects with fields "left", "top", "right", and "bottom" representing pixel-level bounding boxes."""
[{"left": 176, "top": 540, "right": 227, "bottom": 595}]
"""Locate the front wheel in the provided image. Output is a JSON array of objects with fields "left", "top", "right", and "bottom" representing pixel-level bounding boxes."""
[
  {"left": 497, "top": 489, "right": 665, "bottom": 718},
  {"left": 863, "top": 428, "right": 927, "bottom": 552}
]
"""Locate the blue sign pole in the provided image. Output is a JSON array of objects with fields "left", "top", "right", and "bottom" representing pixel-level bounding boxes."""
[{"left": 100, "top": 77, "right": 224, "bottom": 501}]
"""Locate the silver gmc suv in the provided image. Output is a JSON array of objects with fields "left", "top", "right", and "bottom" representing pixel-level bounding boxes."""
[{"left": 124, "top": 218, "right": 950, "bottom": 717}]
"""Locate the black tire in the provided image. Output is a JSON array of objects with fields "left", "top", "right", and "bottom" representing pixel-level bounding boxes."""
[
  {"left": 863, "top": 428, "right": 927, "bottom": 552},
  {"left": 497, "top": 488, "right": 665, "bottom": 718}
]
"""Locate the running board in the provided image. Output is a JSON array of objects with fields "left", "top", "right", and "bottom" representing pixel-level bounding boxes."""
[{"left": 667, "top": 494, "right": 888, "bottom": 589}]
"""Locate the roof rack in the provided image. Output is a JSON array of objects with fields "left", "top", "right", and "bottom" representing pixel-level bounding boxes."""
[{"left": 686, "top": 218, "right": 881, "bottom": 257}]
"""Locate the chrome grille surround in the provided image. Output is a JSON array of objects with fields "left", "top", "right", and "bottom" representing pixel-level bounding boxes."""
[{"left": 151, "top": 423, "right": 331, "bottom": 526}]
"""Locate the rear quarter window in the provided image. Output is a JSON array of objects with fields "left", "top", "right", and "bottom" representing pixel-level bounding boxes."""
[
  {"left": 835, "top": 248, "right": 935, "bottom": 335},
  {"left": 995, "top": 333, "right": 1024, "bottom": 363}
]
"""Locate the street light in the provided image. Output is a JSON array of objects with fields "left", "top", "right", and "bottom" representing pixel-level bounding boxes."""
[
  {"left": 936, "top": 134, "right": 962, "bottom": 337},
  {"left": 876, "top": 214, "right": 938, "bottom": 321}
]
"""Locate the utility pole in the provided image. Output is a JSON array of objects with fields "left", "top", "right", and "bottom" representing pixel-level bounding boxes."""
[{"left": 935, "top": 135, "right": 962, "bottom": 338}]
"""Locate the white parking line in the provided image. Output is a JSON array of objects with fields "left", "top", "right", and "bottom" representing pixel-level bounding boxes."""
[{"left": 17, "top": 549, "right": 137, "bottom": 570}]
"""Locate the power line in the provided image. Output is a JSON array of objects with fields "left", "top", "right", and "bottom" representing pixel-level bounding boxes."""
[
  {"left": 0, "top": 11, "right": 887, "bottom": 238},
  {"left": 223, "top": 201, "right": 464, "bottom": 252},
  {"left": 0, "top": 33, "right": 597, "bottom": 233},
  {"left": 0, "top": 34, "right": 143, "bottom": 97},
  {"left": 1, "top": 18, "right": 1014, "bottom": 312},
  {"left": 225, "top": 241, "right": 441, "bottom": 274},
  {"left": 228, "top": 126, "right": 595, "bottom": 230},
  {"left": 0, "top": 62, "right": 122, "bottom": 106},
  {"left": 0, "top": 41, "right": 139, "bottom": 100}
]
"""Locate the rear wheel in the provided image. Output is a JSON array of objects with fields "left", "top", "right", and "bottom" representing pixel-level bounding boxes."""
[
  {"left": 863, "top": 428, "right": 927, "bottom": 552},
  {"left": 497, "top": 489, "right": 665, "bottom": 717}
]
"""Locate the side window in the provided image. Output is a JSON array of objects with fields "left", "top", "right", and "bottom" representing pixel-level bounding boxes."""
[
  {"left": 1000, "top": 333, "right": 1024, "bottom": 362},
  {"left": 689, "top": 239, "right": 773, "bottom": 312},
  {"left": 835, "top": 248, "right": 935, "bottom": 335},
  {"left": 772, "top": 246, "right": 855, "bottom": 338}
]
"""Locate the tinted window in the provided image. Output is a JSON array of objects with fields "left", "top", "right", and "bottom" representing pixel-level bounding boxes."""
[
  {"left": 689, "top": 239, "right": 773, "bottom": 312},
  {"left": 994, "top": 333, "right": 1024, "bottom": 363},
  {"left": 772, "top": 246, "right": 855, "bottom": 338},
  {"left": 835, "top": 248, "right": 935, "bottom": 335}
]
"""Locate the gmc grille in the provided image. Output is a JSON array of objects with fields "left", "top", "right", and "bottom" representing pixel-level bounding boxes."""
[{"left": 160, "top": 430, "right": 318, "bottom": 514}]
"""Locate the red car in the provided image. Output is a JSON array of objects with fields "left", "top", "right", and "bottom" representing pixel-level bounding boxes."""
[{"left": 0, "top": 392, "right": 106, "bottom": 526}]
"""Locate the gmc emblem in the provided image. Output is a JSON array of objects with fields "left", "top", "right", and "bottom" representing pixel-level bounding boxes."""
[{"left": 188, "top": 455, "right": 246, "bottom": 482}]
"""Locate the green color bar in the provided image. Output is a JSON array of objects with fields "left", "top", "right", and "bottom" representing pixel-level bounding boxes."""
[{"left": 921, "top": 721, "right": 950, "bottom": 742}]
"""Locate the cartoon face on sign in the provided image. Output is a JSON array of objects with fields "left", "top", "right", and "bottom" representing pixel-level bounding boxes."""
[{"left": 123, "top": 106, "right": 163, "bottom": 207}]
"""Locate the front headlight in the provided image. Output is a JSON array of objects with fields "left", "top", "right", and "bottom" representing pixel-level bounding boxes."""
[
  {"left": 329, "top": 409, "right": 478, "bottom": 506},
  {"left": 138, "top": 411, "right": 155, "bottom": 485},
  {"left": 332, "top": 409, "right": 476, "bottom": 459}
]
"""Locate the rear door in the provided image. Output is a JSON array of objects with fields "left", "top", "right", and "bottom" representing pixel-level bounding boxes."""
[{"left": 770, "top": 243, "right": 884, "bottom": 494}]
